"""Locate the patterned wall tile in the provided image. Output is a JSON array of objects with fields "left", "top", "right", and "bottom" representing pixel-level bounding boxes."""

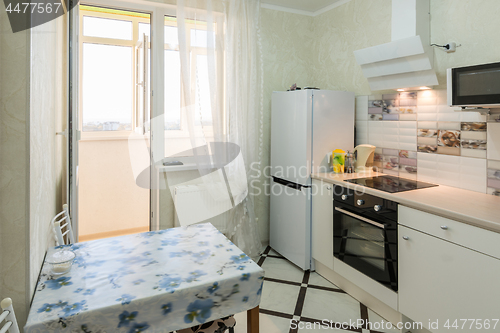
[
  {"left": 437, "top": 129, "right": 461, "bottom": 156},
  {"left": 355, "top": 89, "right": 495, "bottom": 194},
  {"left": 399, "top": 150, "right": 417, "bottom": 180},
  {"left": 461, "top": 122, "right": 487, "bottom": 158},
  {"left": 382, "top": 148, "right": 399, "bottom": 175}
]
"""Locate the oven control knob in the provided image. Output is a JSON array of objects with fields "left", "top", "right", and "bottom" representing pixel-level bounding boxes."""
[
  {"left": 356, "top": 199, "right": 364, "bottom": 206},
  {"left": 341, "top": 195, "right": 348, "bottom": 200},
  {"left": 374, "top": 205, "right": 382, "bottom": 212}
]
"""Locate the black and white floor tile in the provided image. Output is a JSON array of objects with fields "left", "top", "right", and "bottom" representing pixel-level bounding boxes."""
[{"left": 233, "top": 246, "right": 399, "bottom": 333}]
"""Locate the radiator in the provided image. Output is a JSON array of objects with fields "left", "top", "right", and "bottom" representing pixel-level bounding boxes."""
[{"left": 173, "top": 184, "right": 232, "bottom": 234}]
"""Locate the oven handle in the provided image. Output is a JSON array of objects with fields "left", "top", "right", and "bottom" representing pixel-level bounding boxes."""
[{"left": 334, "top": 207, "right": 386, "bottom": 229}]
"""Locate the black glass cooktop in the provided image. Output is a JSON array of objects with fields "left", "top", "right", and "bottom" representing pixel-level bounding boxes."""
[{"left": 344, "top": 175, "right": 438, "bottom": 193}]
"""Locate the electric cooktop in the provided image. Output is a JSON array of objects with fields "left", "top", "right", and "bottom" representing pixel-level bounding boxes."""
[{"left": 344, "top": 175, "right": 438, "bottom": 193}]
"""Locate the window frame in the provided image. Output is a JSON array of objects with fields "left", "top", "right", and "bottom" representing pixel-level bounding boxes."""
[
  {"left": 79, "top": 6, "right": 151, "bottom": 139},
  {"left": 78, "top": 4, "right": 226, "bottom": 151}
]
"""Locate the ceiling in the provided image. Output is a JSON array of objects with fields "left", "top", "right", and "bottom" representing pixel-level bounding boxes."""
[{"left": 260, "top": 0, "right": 349, "bottom": 16}]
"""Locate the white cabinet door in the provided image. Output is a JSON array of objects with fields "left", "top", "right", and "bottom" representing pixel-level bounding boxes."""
[
  {"left": 270, "top": 181, "right": 311, "bottom": 270},
  {"left": 311, "top": 179, "right": 334, "bottom": 270},
  {"left": 399, "top": 225, "right": 500, "bottom": 332},
  {"left": 270, "top": 91, "right": 312, "bottom": 185}
]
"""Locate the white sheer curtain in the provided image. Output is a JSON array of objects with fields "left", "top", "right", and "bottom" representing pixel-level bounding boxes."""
[{"left": 174, "top": 0, "right": 263, "bottom": 258}]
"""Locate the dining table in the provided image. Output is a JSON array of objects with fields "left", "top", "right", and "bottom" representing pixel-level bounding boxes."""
[{"left": 25, "top": 223, "right": 264, "bottom": 333}]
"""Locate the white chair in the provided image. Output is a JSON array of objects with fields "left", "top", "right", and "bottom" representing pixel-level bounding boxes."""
[
  {"left": 0, "top": 298, "right": 20, "bottom": 333},
  {"left": 52, "top": 204, "right": 75, "bottom": 246}
]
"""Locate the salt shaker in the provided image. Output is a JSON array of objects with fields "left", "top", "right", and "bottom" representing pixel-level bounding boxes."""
[{"left": 345, "top": 150, "right": 354, "bottom": 173}]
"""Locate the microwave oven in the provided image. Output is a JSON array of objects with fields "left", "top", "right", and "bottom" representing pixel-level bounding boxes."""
[{"left": 447, "top": 61, "right": 500, "bottom": 108}]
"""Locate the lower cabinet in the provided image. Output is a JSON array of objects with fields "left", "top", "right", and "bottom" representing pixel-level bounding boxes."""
[
  {"left": 399, "top": 224, "right": 500, "bottom": 332},
  {"left": 311, "top": 179, "right": 334, "bottom": 270}
]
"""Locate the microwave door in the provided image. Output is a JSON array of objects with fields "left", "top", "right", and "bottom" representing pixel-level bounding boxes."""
[{"left": 449, "top": 62, "right": 500, "bottom": 107}]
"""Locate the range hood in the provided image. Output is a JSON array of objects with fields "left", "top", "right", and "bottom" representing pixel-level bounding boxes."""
[{"left": 354, "top": 0, "right": 438, "bottom": 91}]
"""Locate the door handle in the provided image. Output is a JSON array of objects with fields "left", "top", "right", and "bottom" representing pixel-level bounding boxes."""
[{"left": 334, "top": 207, "right": 385, "bottom": 229}]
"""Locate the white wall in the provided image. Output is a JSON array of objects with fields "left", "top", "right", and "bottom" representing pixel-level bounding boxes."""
[
  {"left": 29, "top": 16, "right": 67, "bottom": 298},
  {"left": 259, "top": 8, "right": 315, "bottom": 242},
  {"left": 0, "top": 13, "right": 66, "bottom": 325},
  {"left": 78, "top": 139, "right": 149, "bottom": 238},
  {"left": 259, "top": 0, "right": 500, "bottom": 241},
  {"left": 310, "top": 0, "right": 500, "bottom": 94},
  {"left": 0, "top": 9, "right": 30, "bottom": 325}
]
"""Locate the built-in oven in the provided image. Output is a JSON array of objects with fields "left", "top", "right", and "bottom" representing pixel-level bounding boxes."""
[{"left": 333, "top": 186, "right": 398, "bottom": 292}]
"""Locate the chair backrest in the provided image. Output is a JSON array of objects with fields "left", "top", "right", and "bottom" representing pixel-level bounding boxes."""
[
  {"left": 52, "top": 204, "right": 75, "bottom": 246},
  {"left": 0, "top": 298, "right": 20, "bottom": 333}
]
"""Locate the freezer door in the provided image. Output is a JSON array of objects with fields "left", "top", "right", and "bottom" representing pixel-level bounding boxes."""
[
  {"left": 271, "top": 90, "right": 312, "bottom": 185},
  {"left": 311, "top": 90, "right": 355, "bottom": 173},
  {"left": 270, "top": 177, "right": 311, "bottom": 270}
]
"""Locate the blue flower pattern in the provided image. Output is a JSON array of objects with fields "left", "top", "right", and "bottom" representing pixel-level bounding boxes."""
[
  {"left": 207, "top": 282, "right": 219, "bottom": 294},
  {"left": 62, "top": 300, "right": 87, "bottom": 316},
  {"left": 128, "top": 322, "right": 150, "bottom": 333},
  {"left": 185, "top": 270, "right": 207, "bottom": 283},
  {"left": 83, "top": 289, "right": 95, "bottom": 295},
  {"left": 45, "top": 277, "right": 73, "bottom": 290},
  {"left": 118, "top": 310, "right": 138, "bottom": 328},
  {"left": 25, "top": 223, "right": 264, "bottom": 333},
  {"left": 161, "top": 303, "right": 172, "bottom": 315},
  {"left": 231, "top": 253, "right": 250, "bottom": 264},
  {"left": 184, "top": 299, "right": 214, "bottom": 324},
  {"left": 240, "top": 273, "right": 250, "bottom": 281},
  {"left": 116, "top": 294, "right": 136, "bottom": 305},
  {"left": 157, "top": 275, "right": 183, "bottom": 292}
]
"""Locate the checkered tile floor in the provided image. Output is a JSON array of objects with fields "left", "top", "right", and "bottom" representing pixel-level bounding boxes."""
[{"left": 232, "top": 246, "right": 399, "bottom": 333}]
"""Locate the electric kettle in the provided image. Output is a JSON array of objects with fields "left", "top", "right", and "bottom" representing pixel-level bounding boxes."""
[{"left": 353, "top": 144, "right": 376, "bottom": 173}]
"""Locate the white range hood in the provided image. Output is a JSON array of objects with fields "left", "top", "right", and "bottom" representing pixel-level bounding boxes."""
[{"left": 354, "top": 0, "right": 438, "bottom": 91}]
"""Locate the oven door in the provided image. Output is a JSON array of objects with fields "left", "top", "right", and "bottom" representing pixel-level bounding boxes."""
[{"left": 333, "top": 205, "right": 398, "bottom": 291}]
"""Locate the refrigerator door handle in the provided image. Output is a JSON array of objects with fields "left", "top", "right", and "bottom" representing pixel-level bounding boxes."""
[{"left": 272, "top": 176, "right": 311, "bottom": 191}]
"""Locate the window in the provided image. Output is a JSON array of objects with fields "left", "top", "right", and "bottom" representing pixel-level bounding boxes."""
[
  {"left": 79, "top": 6, "right": 151, "bottom": 134},
  {"left": 79, "top": 5, "right": 224, "bottom": 153}
]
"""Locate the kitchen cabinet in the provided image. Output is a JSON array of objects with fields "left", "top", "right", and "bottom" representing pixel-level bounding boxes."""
[
  {"left": 311, "top": 178, "right": 334, "bottom": 270},
  {"left": 399, "top": 207, "right": 500, "bottom": 333}
]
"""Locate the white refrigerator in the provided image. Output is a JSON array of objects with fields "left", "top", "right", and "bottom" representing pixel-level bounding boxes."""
[{"left": 270, "top": 89, "right": 354, "bottom": 270}]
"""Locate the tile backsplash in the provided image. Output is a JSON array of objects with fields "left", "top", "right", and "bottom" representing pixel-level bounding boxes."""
[{"left": 355, "top": 89, "right": 500, "bottom": 196}]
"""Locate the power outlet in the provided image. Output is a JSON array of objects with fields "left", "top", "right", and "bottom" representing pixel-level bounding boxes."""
[{"left": 445, "top": 42, "right": 456, "bottom": 53}]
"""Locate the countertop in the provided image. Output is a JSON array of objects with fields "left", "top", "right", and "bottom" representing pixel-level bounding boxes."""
[{"left": 312, "top": 172, "right": 500, "bottom": 234}]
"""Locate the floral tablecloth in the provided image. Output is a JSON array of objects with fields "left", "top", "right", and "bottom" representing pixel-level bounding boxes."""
[{"left": 25, "top": 223, "right": 264, "bottom": 333}]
